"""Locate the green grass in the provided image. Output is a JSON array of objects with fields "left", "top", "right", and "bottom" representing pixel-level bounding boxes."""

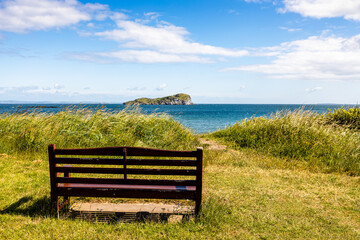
[
  {"left": 1, "top": 150, "right": 359, "bottom": 239},
  {"left": 0, "top": 108, "right": 360, "bottom": 239},
  {"left": 0, "top": 107, "right": 198, "bottom": 154},
  {"left": 210, "top": 109, "right": 360, "bottom": 176},
  {"left": 325, "top": 107, "right": 360, "bottom": 130}
]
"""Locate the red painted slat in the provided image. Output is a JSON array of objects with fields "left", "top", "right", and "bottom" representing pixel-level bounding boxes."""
[
  {"left": 57, "top": 183, "right": 196, "bottom": 191},
  {"left": 56, "top": 177, "right": 196, "bottom": 186},
  {"left": 55, "top": 157, "right": 197, "bottom": 166},
  {"left": 55, "top": 166, "right": 197, "bottom": 176}
]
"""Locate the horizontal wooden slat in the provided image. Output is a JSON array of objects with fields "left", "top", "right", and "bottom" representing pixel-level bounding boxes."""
[
  {"left": 128, "top": 159, "right": 197, "bottom": 166},
  {"left": 58, "top": 183, "right": 196, "bottom": 191},
  {"left": 56, "top": 177, "right": 196, "bottom": 186},
  {"left": 55, "top": 166, "right": 123, "bottom": 174},
  {"left": 55, "top": 157, "right": 121, "bottom": 165},
  {"left": 55, "top": 157, "right": 197, "bottom": 166},
  {"left": 57, "top": 188, "right": 196, "bottom": 200},
  {"left": 55, "top": 167, "right": 197, "bottom": 176},
  {"left": 54, "top": 146, "right": 197, "bottom": 157}
]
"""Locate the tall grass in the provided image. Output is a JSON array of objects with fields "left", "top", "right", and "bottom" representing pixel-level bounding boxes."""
[
  {"left": 325, "top": 106, "right": 360, "bottom": 130},
  {"left": 0, "top": 107, "right": 198, "bottom": 154},
  {"left": 210, "top": 110, "right": 360, "bottom": 175}
]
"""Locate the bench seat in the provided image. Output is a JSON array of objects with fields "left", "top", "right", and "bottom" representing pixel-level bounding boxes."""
[
  {"left": 48, "top": 145, "right": 203, "bottom": 217},
  {"left": 58, "top": 183, "right": 196, "bottom": 191}
]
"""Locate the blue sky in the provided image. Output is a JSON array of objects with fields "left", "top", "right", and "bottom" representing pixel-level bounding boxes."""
[{"left": 1, "top": 0, "right": 360, "bottom": 104}]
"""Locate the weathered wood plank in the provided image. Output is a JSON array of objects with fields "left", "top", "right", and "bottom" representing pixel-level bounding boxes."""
[
  {"left": 55, "top": 166, "right": 197, "bottom": 176},
  {"left": 54, "top": 146, "right": 197, "bottom": 157},
  {"left": 56, "top": 177, "right": 196, "bottom": 186},
  {"left": 55, "top": 157, "right": 197, "bottom": 166},
  {"left": 57, "top": 188, "right": 196, "bottom": 200}
]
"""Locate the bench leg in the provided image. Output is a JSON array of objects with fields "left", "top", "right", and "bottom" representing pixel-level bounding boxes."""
[
  {"left": 51, "top": 194, "right": 58, "bottom": 217},
  {"left": 195, "top": 199, "right": 201, "bottom": 215}
]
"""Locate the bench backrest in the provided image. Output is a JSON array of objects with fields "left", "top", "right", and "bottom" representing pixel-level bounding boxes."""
[{"left": 48, "top": 144, "right": 203, "bottom": 193}]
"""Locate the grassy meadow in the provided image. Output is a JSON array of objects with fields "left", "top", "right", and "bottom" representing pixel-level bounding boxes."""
[{"left": 0, "top": 107, "right": 359, "bottom": 239}]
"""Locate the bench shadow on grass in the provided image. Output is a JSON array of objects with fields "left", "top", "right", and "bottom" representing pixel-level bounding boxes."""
[
  {"left": 0, "top": 197, "right": 194, "bottom": 223},
  {"left": 1, "top": 196, "right": 223, "bottom": 223},
  {"left": 0, "top": 196, "right": 51, "bottom": 217}
]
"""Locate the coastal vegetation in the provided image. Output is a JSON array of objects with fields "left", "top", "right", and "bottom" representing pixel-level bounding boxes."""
[
  {"left": 123, "top": 93, "right": 193, "bottom": 105},
  {"left": 210, "top": 108, "right": 360, "bottom": 176},
  {"left": 325, "top": 106, "right": 360, "bottom": 130},
  {"left": 0, "top": 107, "right": 359, "bottom": 239},
  {"left": 0, "top": 107, "right": 198, "bottom": 154}
]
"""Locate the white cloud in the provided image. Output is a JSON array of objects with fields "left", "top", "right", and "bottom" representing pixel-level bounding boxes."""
[
  {"left": 282, "top": 0, "right": 360, "bottom": 21},
  {"left": 70, "top": 50, "right": 211, "bottom": 63},
  {"left": 0, "top": 86, "right": 38, "bottom": 93},
  {"left": 54, "top": 83, "right": 65, "bottom": 89},
  {"left": 88, "top": 18, "right": 248, "bottom": 63},
  {"left": 155, "top": 83, "right": 167, "bottom": 91},
  {"left": 0, "top": 84, "right": 68, "bottom": 95},
  {"left": 69, "top": 13, "right": 248, "bottom": 64},
  {"left": 224, "top": 34, "right": 360, "bottom": 81},
  {"left": 96, "top": 20, "right": 248, "bottom": 57},
  {"left": 97, "top": 50, "right": 211, "bottom": 63},
  {"left": 0, "top": 0, "right": 108, "bottom": 33},
  {"left": 127, "top": 86, "right": 147, "bottom": 91},
  {"left": 279, "top": 26, "right": 302, "bottom": 32},
  {"left": 305, "top": 86, "right": 323, "bottom": 93}
]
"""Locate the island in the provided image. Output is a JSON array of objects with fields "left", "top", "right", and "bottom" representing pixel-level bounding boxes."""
[{"left": 123, "top": 93, "right": 194, "bottom": 105}]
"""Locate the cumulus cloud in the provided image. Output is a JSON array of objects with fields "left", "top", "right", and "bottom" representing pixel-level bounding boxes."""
[
  {"left": 83, "top": 17, "right": 248, "bottom": 63},
  {"left": 0, "top": 0, "right": 108, "bottom": 33},
  {"left": 95, "top": 20, "right": 248, "bottom": 57},
  {"left": 224, "top": 34, "right": 360, "bottom": 81},
  {"left": 281, "top": 0, "right": 360, "bottom": 21},
  {"left": 0, "top": 1, "right": 248, "bottom": 63}
]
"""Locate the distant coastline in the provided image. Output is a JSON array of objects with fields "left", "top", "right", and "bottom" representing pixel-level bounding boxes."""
[{"left": 0, "top": 103, "right": 355, "bottom": 133}]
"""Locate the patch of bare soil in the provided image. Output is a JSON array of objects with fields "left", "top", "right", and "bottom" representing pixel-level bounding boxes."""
[{"left": 199, "top": 138, "right": 228, "bottom": 151}]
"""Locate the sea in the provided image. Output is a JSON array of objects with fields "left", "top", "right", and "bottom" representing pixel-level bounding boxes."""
[{"left": 0, "top": 104, "right": 356, "bottom": 133}]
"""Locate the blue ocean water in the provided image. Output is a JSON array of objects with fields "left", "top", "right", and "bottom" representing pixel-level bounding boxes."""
[{"left": 0, "top": 104, "right": 355, "bottom": 133}]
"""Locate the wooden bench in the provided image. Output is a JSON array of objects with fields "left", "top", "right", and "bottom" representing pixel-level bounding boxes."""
[{"left": 48, "top": 144, "right": 203, "bottom": 217}]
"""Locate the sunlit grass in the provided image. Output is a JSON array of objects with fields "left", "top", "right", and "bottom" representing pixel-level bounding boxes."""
[
  {"left": 1, "top": 152, "right": 359, "bottom": 239},
  {"left": 0, "top": 107, "right": 198, "bottom": 154},
  {"left": 0, "top": 107, "right": 360, "bottom": 239},
  {"left": 210, "top": 109, "right": 360, "bottom": 176}
]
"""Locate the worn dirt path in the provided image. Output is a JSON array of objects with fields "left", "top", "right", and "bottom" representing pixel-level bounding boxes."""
[{"left": 199, "top": 138, "right": 228, "bottom": 151}]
